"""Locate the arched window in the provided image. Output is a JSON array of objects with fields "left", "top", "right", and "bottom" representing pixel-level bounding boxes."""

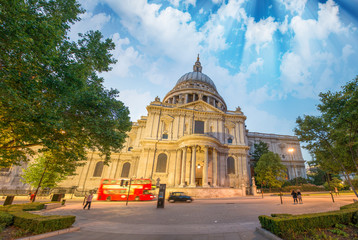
[
  {"left": 128, "top": 147, "right": 133, "bottom": 151},
  {"left": 93, "top": 161, "right": 104, "bottom": 177},
  {"left": 227, "top": 157, "right": 235, "bottom": 174},
  {"left": 121, "top": 162, "right": 131, "bottom": 178},
  {"left": 156, "top": 153, "right": 167, "bottom": 173},
  {"left": 162, "top": 133, "right": 168, "bottom": 139},
  {"left": 228, "top": 138, "right": 233, "bottom": 144}
]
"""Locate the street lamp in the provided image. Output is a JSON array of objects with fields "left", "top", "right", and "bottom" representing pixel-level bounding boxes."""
[{"left": 288, "top": 148, "right": 298, "bottom": 186}]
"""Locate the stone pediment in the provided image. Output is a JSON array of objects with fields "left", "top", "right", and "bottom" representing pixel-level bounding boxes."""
[{"left": 178, "top": 100, "right": 224, "bottom": 113}]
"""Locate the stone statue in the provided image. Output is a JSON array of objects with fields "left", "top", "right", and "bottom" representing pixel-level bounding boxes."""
[
  {"left": 235, "top": 106, "right": 241, "bottom": 112},
  {"left": 252, "top": 177, "right": 256, "bottom": 186},
  {"left": 155, "top": 96, "right": 160, "bottom": 102}
]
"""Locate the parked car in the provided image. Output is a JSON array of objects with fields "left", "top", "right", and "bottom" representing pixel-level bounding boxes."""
[{"left": 168, "top": 192, "right": 193, "bottom": 203}]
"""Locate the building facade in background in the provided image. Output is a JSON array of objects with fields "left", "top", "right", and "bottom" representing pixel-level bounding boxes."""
[{"left": 0, "top": 57, "right": 306, "bottom": 195}]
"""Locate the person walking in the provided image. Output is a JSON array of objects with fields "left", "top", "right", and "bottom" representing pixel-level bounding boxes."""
[
  {"left": 334, "top": 187, "right": 339, "bottom": 196},
  {"left": 83, "top": 192, "right": 94, "bottom": 210},
  {"left": 297, "top": 189, "right": 303, "bottom": 204},
  {"left": 291, "top": 189, "right": 298, "bottom": 204}
]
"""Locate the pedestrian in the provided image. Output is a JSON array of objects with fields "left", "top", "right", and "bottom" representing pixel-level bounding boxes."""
[
  {"left": 30, "top": 193, "right": 35, "bottom": 202},
  {"left": 83, "top": 192, "right": 93, "bottom": 210},
  {"left": 83, "top": 194, "right": 87, "bottom": 205},
  {"left": 291, "top": 189, "right": 298, "bottom": 204},
  {"left": 297, "top": 189, "right": 303, "bottom": 204},
  {"left": 334, "top": 187, "right": 339, "bottom": 196}
]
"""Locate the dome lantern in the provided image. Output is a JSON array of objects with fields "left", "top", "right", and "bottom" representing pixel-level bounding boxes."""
[{"left": 193, "top": 54, "right": 202, "bottom": 72}]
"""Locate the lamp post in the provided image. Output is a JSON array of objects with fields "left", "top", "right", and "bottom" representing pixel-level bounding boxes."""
[{"left": 288, "top": 148, "right": 298, "bottom": 186}]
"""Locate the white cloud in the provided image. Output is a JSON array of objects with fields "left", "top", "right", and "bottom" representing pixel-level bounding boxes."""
[
  {"left": 245, "top": 17, "right": 278, "bottom": 53},
  {"left": 291, "top": 0, "right": 346, "bottom": 56},
  {"left": 117, "top": 90, "right": 153, "bottom": 122},
  {"left": 279, "top": 15, "right": 289, "bottom": 34},
  {"left": 104, "top": 33, "right": 143, "bottom": 79},
  {"left": 68, "top": 12, "right": 110, "bottom": 40},
  {"left": 201, "top": 0, "right": 247, "bottom": 52},
  {"left": 280, "top": 0, "right": 347, "bottom": 97},
  {"left": 105, "top": 0, "right": 203, "bottom": 63},
  {"left": 168, "top": 0, "right": 180, "bottom": 7},
  {"left": 199, "top": 8, "right": 204, "bottom": 14},
  {"left": 280, "top": 0, "right": 307, "bottom": 16},
  {"left": 245, "top": 107, "right": 293, "bottom": 135},
  {"left": 212, "top": 0, "right": 223, "bottom": 4},
  {"left": 183, "top": 0, "right": 196, "bottom": 8},
  {"left": 203, "top": 24, "right": 228, "bottom": 51},
  {"left": 342, "top": 44, "right": 354, "bottom": 61}
]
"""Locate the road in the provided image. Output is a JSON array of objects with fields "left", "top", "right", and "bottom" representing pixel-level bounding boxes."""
[{"left": 15, "top": 193, "right": 354, "bottom": 240}]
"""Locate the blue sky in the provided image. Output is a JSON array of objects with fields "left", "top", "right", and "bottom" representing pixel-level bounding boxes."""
[{"left": 70, "top": 0, "right": 358, "bottom": 162}]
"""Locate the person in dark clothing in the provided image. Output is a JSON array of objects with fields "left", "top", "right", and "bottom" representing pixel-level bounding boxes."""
[{"left": 291, "top": 190, "right": 298, "bottom": 204}]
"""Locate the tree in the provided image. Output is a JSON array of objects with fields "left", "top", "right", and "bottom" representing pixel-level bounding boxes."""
[
  {"left": 22, "top": 154, "right": 64, "bottom": 189},
  {"left": 0, "top": 1, "right": 131, "bottom": 171},
  {"left": 324, "top": 177, "right": 343, "bottom": 191},
  {"left": 307, "top": 164, "right": 329, "bottom": 186},
  {"left": 252, "top": 141, "right": 270, "bottom": 162},
  {"left": 294, "top": 77, "right": 358, "bottom": 197},
  {"left": 255, "top": 152, "right": 287, "bottom": 191}
]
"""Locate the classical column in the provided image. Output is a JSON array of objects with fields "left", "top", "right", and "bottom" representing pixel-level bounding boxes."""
[
  {"left": 213, "top": 148, "right": 218, "bottom": 187},
  {"left": 189, "top": 145, "right": 197, "bottom": 187},
  {"left": 185, "top": 94, "right": 188, "bottom": 103},
  {"left": 175, "top": 149, "right": 182, "bottom": 186},
  {"left": 179, "top": 147, "right": 187, "bottom": 187},
  {"left": 202, "top": 146, "right": 209, "bottom": 187},
  {"left": 239, "top": 122, "right": 245, "bottom": 143}
]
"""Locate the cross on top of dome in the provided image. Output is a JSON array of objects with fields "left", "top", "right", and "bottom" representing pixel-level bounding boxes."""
[{"left": 193, "top": 54, "right": 202, "bottom": 72}]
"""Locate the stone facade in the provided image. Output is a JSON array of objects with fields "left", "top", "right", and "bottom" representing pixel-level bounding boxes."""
[{"left": 0, "top": 57, "right": 306, "bottom": 195}]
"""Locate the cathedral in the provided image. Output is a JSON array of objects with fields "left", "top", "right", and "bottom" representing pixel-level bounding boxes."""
[{"left": 0, "top": 57, "right": 306, "bottom": 197}]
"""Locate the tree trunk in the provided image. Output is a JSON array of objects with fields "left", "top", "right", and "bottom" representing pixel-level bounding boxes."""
[
  {"left": 348, "top": 124, "right": 358, "bottom": 172},
  {"left": 32, "top": 165, "right": 47, "bottom": 203}
]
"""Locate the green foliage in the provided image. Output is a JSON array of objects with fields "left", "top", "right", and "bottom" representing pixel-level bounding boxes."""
[
  {"left": 1, "top": 202, "right": 75, "bottom": 234},
  {"left": 339, "top": 201, "right": 358, "bottom": 211},
  {"left": 307, "top": 165, "right": 328, "bottom": 186},
  {"left": 281, "top": 183, "right": 325, "bottom": 192},
  {"left": 323, "top": 177, "right": 344, "bottom": 191},
  {"left": 259, "top": 208, "right": 358, "bottom": 238},
  {"left": 252, "top": 141, "right": 269, "bottom": 162},
  {"left": 0, "top": 0, "right": 131, "bottom": 169},
  {"left": 283, "top": 177, "right": 309, "bottom": 187},
  {"left": 0, "top": 211, "right": 14, "bottom": 229},
  {"left": 294, "top": 77, "right": 358, "bottom": 196},
  {"left": 21, "top": 154, "right": 67, "bottom": 189},
  {"left": 11, "top": 211, "right": 75, "bottom": 234},
  {"left": 255, "top": 152, "right": 287, "bottom": 189},
  {"left": 328, "top": 228, "right": 348, "bottom": 237}
]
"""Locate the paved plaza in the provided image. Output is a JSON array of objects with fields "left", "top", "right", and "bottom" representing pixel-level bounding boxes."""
[{"left": 2, "top": 193, "right": 356, "bottom": 240}]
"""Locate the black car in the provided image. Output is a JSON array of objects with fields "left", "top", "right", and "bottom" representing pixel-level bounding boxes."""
[{"left": 168, "top": 192, "right": 193, "bottom": 203}]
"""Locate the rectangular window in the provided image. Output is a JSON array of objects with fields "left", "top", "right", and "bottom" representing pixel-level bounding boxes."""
[{"left": 194, "top": 121, "right": 204, "bottom": 134}]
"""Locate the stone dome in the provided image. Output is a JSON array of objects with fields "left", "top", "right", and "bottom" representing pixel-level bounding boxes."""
[
  {"left": 176, "top": 71, "right": 217, "bottom": 91},
  {"left": 162, "top": 55, "right": 227, "bottom": 112}
]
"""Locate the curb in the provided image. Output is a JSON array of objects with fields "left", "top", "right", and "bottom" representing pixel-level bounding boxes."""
[
  {"left": 17, "top": 226, "right": 80, "bottom": 240},
  {"left": 256, "top": 227, "right": 282, "bottom": 240}
]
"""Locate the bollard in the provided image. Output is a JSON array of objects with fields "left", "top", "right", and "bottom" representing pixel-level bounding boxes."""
[{"left": 330, "top": 191, "right": 335, "bottom": 203}]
